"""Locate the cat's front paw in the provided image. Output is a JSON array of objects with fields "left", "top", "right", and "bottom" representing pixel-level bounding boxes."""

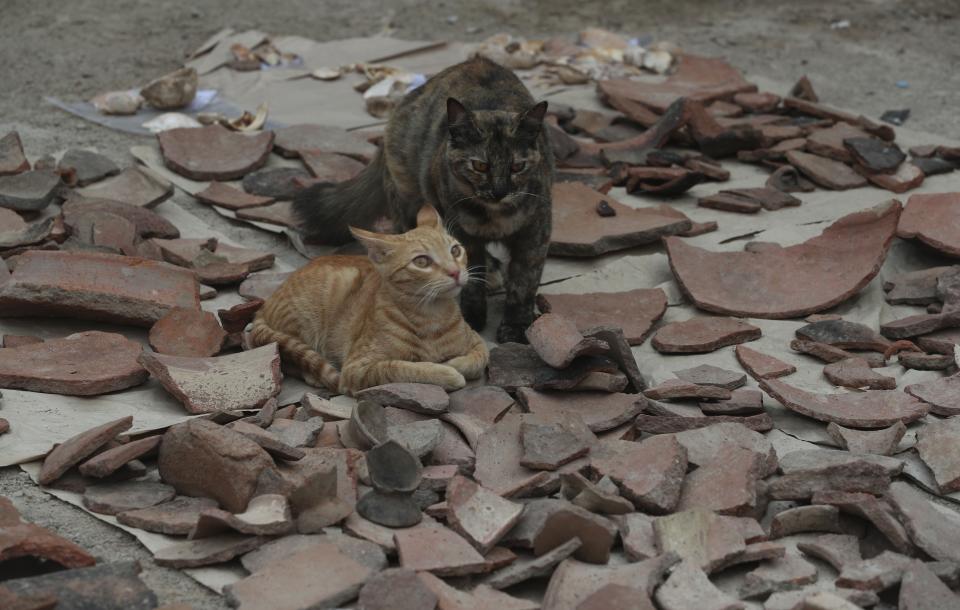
[
  {"left": 422, "top": 363, "right": 467, "bottom": 391},
  {"left": 443, "top": 355, "right": 483, "bottom": 380},
  {"left": 496, "top": 322, "right": 529, "bottom": 344}
]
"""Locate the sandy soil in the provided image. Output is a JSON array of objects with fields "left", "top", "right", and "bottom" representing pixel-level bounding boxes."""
[{"left": 1, "top": 0, "right": 958, "bottom": 607}]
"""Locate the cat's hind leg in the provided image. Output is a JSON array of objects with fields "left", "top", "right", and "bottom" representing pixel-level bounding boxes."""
[{"left": 249, "top": 319, "right": 340, "bottom": 391}]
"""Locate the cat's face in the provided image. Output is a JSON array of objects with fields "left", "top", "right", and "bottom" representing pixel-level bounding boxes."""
[
  {"left": 350, "top": 206, "right": 469, "bottom": 302},
  {"left": 445, "top": 98, "right": 547, "bottom": 212}
]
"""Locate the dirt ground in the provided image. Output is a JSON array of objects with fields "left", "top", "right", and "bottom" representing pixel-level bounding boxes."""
[{"left": 1, "top": 0, "right": 958, "bottom": 607}]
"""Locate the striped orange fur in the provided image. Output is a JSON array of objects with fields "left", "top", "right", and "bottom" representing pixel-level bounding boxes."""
[{"left": 250, "top": 205, "right": 489, "bottom": 395}]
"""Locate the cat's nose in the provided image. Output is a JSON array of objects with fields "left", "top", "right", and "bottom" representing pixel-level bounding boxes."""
[{"left": 447, "top": 268, "right": 461, "bottom": 282}]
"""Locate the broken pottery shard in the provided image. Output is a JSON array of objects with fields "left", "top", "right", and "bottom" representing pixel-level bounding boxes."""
[
  {"left": 813, "top": 490, "right": 913, "bottom": 554},
  {"left": 673, "top": 364, "right": 746, "bottom": 390},
  {"left": 526, "top": 313, "right": 609, "bottom": 369},
  {"left": 864, "top": 162, "right": 925, "bottom": 193},
  {"left": 116, "top": 496, "right": 218, "bottom": 535},
  {"left": 549, "top": 182, "right": 689, "bottom": 257},
  {"left": 845, "top": 137, "right": 905, "bottom": 173},
  {"left": 805, "top": 122, "right": 871, "bottom": 162},
  {"left": 740, "top": 552, "right": 818, "bottom": 598},
  {"left": 356, "top": 383, "right": 449, "bottom": 415},
  {"left": 158, "top": 419, "right": 276, "bottom": 512},
  {"left": 0, "top": 250, "right": 199, "bottom": 326},
  {"left": 906, "top": 375, "right": 960, "bottom": 416},
  {"left": 915, "top": 418, "right": 960, "bottom": 494},
  {"left": 672, "top": 422, "right": 778, "bottom": 476},
  {"left": 0, "top": 132, "right": 30, "bottom": 176},
  {"left": 899, "top": 562, "right": 960, "bottom": 610},
  {"left": 900, "top": 351, "right": 954, "bottom": 370},
  {"left": 835, "top": 550, "right": 937, "bottom": 591},
  {"left": 766, "top": 461, "right": 892, "bottom": 501},
  {"left": 139, "top": 343, "right": 281, "bottom": 414},
  {"left": 613, "top": 513, "right": 657, "bottom": 561},
  {"left": 38, "top": 416, "right": 133, "bottom": 485},
  {"left": 677, "top": 446, "right": 760, "bottom": 516},
  {"left": 797, "top": 319, "right": 891, "bottom": 351},
  {"left": 447, "top": 475, "right": 525, "bottom": 554},
  {"left": 887, "top": 481, "right": 960, "bottom": 563},
  {"left": 0, "top": 496, "right": 96, "bottom": 568},
  {"left": 734, "top": 91, "right": 780, "bottom": 112},
  {"left": 770, "top": 506, "right": 843, "bottom": 538},
  {"left": 517, "top": 389, "right": 642, "bottom": 432},
  {"left": 82, "top": 480, "right": 176, "bottom": 515},
  {"left": 796, "top": 534, "right": 862, "bottom": 571},
  {"left": 357, "top": 440, "right": 422, "bottom": 527},
  {"left": 474, "top": 414, "right": 552, "bottom": 497},
  {"left": 191, "top": 494, "right": 294, "bottom": 538},
  {"left": 487, "top": 538, "right": 582, "bottom": 590},
  {"left": 2, "top": 561, "right": 156, "bottom": 610},
  {"left": 767, "top": 165, "right": 816, "bottom": 192},
  {"left": 267, "top": 417, "right": 325, "bottom": 449},
  {"left": 79, "top": 435, "right": 161, "bottom": 478},
  {"left": 0, "top": 170, "right": 60, "bottom": 212},
  {"left": 418, "top": 572, "right": 538, "bottom": 610},
  {"left": 780, "top": 449, "right": 903, "bottom": 477},
  {"left": 533, "top": 506, "right": 617, "bottom": 564},
  {"left": 241, "top": 167, "right": 311, "bottom": 199},
  {"left": 636, "top": 413, "right": 773, "bottom": 434},
  {"left": 588, "top": 436, "right": 688, "bottom": 513},
  {"left": 488, "top": 343, "right": 625, "bottom": 393},
  {"left": 898, "top": 193, "right": 960, "bottom": 257},
  {"left": 242, "top": 533, "right": 386, "bottom": 574},
  {"left": 656, "top": 559, "right": 745, "bottom": 610},
  {"left": 823, "top": 357, "right": 896, "bottom": 390},
  {"left": 235, "top": 200, "right": 297, "bottom": 227},
  {"left": 880, "top": 312, "right": 960, "bottom": 340},
  {"left": 58, "top": 149, "right": 120, "bottom": 186},
  {"left": 395, "top": 524, "right": 488, "bottom": 576},
  {"left": 300, "top": 150, "right": 365, "bottom": 182},
  {"left": 155, "top": 533, "right": 267, "bottom": 568},
  {"left": 194, "top": 181, "right": 274, "bottom": 210},
  {"left": 699, "top": 388, "right": 765, "bottom": 416},
  {"left": 76, "top": 166, "right": 173, "bottom": 208},
  {"left": 141, "top": 67, "right": 198, "bottom": 109},
  {"left": 883, "top": 266, "right": 953, "bottom": 305},
  {"left": 543, "top": 555, "right": 679, "bottom": 610},
  {"left": 520, "top": 420, "right": 590, "bottom": 470},
  {"left": 561, "top": 472, "right": 634, "bottom": 515},
  {"left": 537, "top": 288, "right": 666, "bottom": 345},
  {"left": 358, "top": 568, "right": 437, "bottom": 610},
  {"left": 230, "top": 421, "right": 305, "bottom": 461},
  {"left": 149, "top": 308, "right": 226, "bottom": 357},
  {"left": 0, "top": 331, "right": 146, "bottom": 396},
  {"left": 791, "top": 339, "right": 885, "bottom": 366},
  {"left": 582, "top": 325, "right": 645, "bottom": 393},
  {"left": 644, "top": 379, "right": 732, "bottom": 401},
  {"left": 62, "top": 197, "right": 179, "bottom": 239},
  {"left": 158, "top": 125, "right": 274, "bottom": 181},
  {"left": 652, "top": 317, "right": 761, "bottom": 353},
  {"left": 761, "top": 378, "right": 928, "bottom": 427},
  {"left": 786, "top": 150, "right": 867, "bottom": 189},
  {"left": 669, "top": 201, "right": 900, "bottom": 318},
  {"left": 826, "top": 421, "right": 906, "bottom": 455},
  {"left": 735, "top": 344, "right": 796, "bottom": 380},
  {"left": 273, "top": 124, "right": 377, "bottom": 161}
]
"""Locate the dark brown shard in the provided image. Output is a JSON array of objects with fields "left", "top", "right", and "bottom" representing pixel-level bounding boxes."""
[
  {"left": 273, "top": 124, "right": 378, "bottom": 161},
  {"left": 735, "top": 344, "right": 796, "bottom": 380},
  {"left": 912, "top": 156, "right": 958, "bottom": 177},
  {"left": 525, "top": 313, "right": 609, "bottom": 369},
  {"left": 685, "top": 99, "right": 764, "bottom": 158},
  {"left": 677, "top": 446, "right": 761, "bottom": 516},
  {"left": 770, "top": 505, "right": 843, "bottom": 538},
  {"left": 887, "top": 481, "right": 960, "bottom": 563},
  {"left": 241, "top": 167, "right": 311, "bottom": 199},
  {"left": 827, "top": 421, "right": 906, "bottom": 455},
  {"left": 899, "top": 193, "right": 960, "bottom": 257},
  {"left": 157, "top": 125, "right": 274, "bottom": 181},
  {"left": 624, "top": 167, "right": 707, "bottom": 197},
  {"left": 194, "top": 181, "right": 274, "bottom": 210},
  {"left": 76, "top": 166, "right": 173, "bottom": 208},
  {"left": 148, "top": 308, "right": 225, "bottom": 358},
  {"left": 917, "top": 327, "right": 960, "bottom": 354},
  {"left": 915, "top": 418, "right": 960, "bottom": 494},
  {"left": 140, "top": 343, "right": 281, "bottom": 414},
  {"left": 824, "top": 357, "right": 896, "bottom": 390},
  {"left": 796, "top": 534, "right": 862, "bottom": 571},
  {"left": 82, "top": 480, "right": 176, "bottom": 515},
  {"left": 881, "top": 312, "right": 960, "bottom": 340},
  {"left": 652, "top": 317, "right": 761, "bottom": 354},
  {"left": 863, "top": 162, "right": 924, "bottom": 193},
  {"left": 0, "top": 496, "right": 96, "bottom": 568},
  {"left": 549, "top": 182, "right": 689, "bottom": 257},
  {"left": 700, "top": 388, "right": 765, "bottom": 415},
  {"left": 786, "top": 149, "right": 867, "bottom": 189},
  {"left": 805, "top": 123, "right": 870, "bottom": 162},
  {"left": 300, "top": 150, "right": 365, "bottom": 181},
  {"left": 766, "top": 461, "right": 891, "bottom": 501},
  {"left": 636, "top": 413, "right": 773, "bottom": 434},
  {"left": 0, "top": 171, "right": 61, "bottom": 212},
  {"left": 761, "top": 378, "right": 927, "bottom": 427},
  {"left": 796, "top": 319, "right": 891, "bottom": 351},
  {"left": 518, "top": 389, "right": 643, "bottom": 432},
  {"left": 116, "top": 496, "right": 218, "bottom": 535},
  {"left": 0, "top": 250, "right": 199, "bottom": 326},
  {"left": 595, "top": 199, "right": 616, "bottom": 217},
  {"left": 1, "top": 561, "right": 156, "bottom": 610},
  {"left": 58, "top": 149, "right": 120, "bottom": 186},
  {"left": 789, "top": 76, "right": 819, "bottom": 102},
  {"left": 79, "top": 436, "right": 161, "bottom": 478},
  {"left": 845, "top": 137, "right": 905, "bottom": 173},
  {"left": 791, "top": 339, "right": 885, "bottom": 366},
  {"left": 583, "top": 325, "right": 645, "bottom": 393},
  {"left": 734, "top": 91, "right": 781, "bottom": 113},
  {"left": 395, "top": 524, "right": 487, "bottom": 576},
  {"left": 673, "top": 364, "right": 746, "bottom": 390},
  {"left": 699, "top": 192, "right": 761, "bottom": 213},
  {"left": 785, "top": 97, "right": 895, "bottom": 140},
  {"left": 667, "top": 202, "right": 900, "bottom": 318},
  {"left": 218, "top": 299, "right": 263, "bottom": 334},
  {"left": 767, "top": 165, "right": 816, "bottom": 192},
  {"left": 0, "top": 418, "right": 9, "bottom": 435},
  {"left": 644, "top": 379, "right": 731, "bottom": 401},
  {"left": 0, "top": 331, "right": 147, "bottom": 396},
  {"left": 38, "top": 416, "right": 133, "bottom": 485},
  {"left": 537, "top": 288, "right": 666, "bottom": 346},
  {"left": 588, "top": 436, "right": 688, "bottom": 513},
  {"left": 533, "top": 506, "right": 617, "bottom": 564},
  {"left": 487, "top": 343, "right": 625, "bottom": 393},
  {"left": 520, "top": 421, "right": 590, "bottom": 470},
  {"left": 158, "top": 419, "right": 276, "bottom": 512},
  {"left": 0, "top": 132, "right": 30, "bottom": 176}
]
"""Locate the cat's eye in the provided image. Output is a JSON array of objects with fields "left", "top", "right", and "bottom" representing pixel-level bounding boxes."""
[
  {"left": 451, "top": 244, "right": 463, "bottom": 257},
  {"left": 412, "top": 255, "right": 432, "bottom": 268},
  {"left": 511, "top": 161, "right": 526, "bottom": 173},
  {"left": 471, "top": 159, "right": 489, "bottom": 173}
]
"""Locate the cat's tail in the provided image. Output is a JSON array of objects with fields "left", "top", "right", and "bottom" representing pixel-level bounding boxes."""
[
  {"left": 292, "top": 147, "right": 389, "bottom": 245},
  {"left": 249, "top": 318, "right": 340, "bottom": 391}
]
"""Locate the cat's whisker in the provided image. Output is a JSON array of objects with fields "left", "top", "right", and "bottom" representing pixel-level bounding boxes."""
[{"left": 512, "top": 191, "right": 549, "bottom": 201}]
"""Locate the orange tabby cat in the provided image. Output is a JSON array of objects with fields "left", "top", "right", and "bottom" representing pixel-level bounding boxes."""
[{"left": 250, "top": 205, "right": 489, "bottom": 395}]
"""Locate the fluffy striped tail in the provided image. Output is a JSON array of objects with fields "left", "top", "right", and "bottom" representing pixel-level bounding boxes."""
[{"left": 249, "top": 319, "right": 340, "bottom": 391}]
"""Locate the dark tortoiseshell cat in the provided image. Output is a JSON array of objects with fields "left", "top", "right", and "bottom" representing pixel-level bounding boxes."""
[{"left": 293, "top": 55, "right": 553, "bottom": 343}]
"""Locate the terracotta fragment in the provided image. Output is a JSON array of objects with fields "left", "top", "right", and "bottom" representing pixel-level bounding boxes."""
[
  {"left": 796, "top": 534, "right": 862, "bottom": 571},
  {"left": 882, "top": 483, "right": 960, "bottom": 564},
  {"left": 761, "top": 378, "right": 928, "bottom": 427},
  {"left": 549, "top": 182, "right": 690, "bottom": 257},
  {"left": 826, "top": 421, "right": 905, "bottom": 455},
  {"left": 158, "top": 125, "right": 274, "bottom": 181},
  {"left": 518, "top": 389, "right": 641, "bottom": 432},
  {"left": 140, "top": 343, "right": 281, "bottom": 414},
  {"left": 588, "top": 436, "right": 688, "bottom": 513},
  {"left": 905, "top": 375, "right": 960, "bottom": 416},
  {"left": 488, "top": 343, "right": 626, "bottom": 393},
  {"left": 525, "top": 313, "right": 609, "bottom": 369},
  {"left": 734, "top": 91, "right": 781, "bottom": 113},
  {"left": 644, "top": 379, "right": 731, "bottom": 401},
  {"left": 0, "top": 496, "right": 96, "bottom": 568},
  {"left": 82, "top": 480, "right": 176, "bottom": 515},
  {"left": 770, "top": 505, "right": 843, "bottom": 538},
  {"left": 657, "top": 560, "right": 745, "bottom": 610},
  {"left": 823, "top": 357, "right": 896, "bottom": 390},
  {"left": 300, "top": 150, "right": 365, "bottom": 182},
  {"left": 767, "top": 165, "right": 816, "bottom": 192},
  {"left": 62, "top": 197, "right": 179, "bottom": 240},
  {"left": 915, "top": 418, "right": 960, "bottom": 494},
  {"left": 652, "top": 317, "right": 761, "bottom": 353},
  {"left": 418, "top": 572, "right": 539, "bottom": 610},
  {"left": 577, "top": 584, "right": 655, "bottom": 610},
  {"left": 241, "top": 167, "right": 311, "bottom": 199},
  {"left": 671, "top": 422, "right": 778, "bottom": 476},
  {"left": 358, "top": 568, "right": 437, "bottom": 610},
  {"left": 235, "top": 200, "right": 297, "bottom": 228},
  {"left": 0, "top": 132, "right": 30, "bottom": 176},
  {"left": 58, "top": 149, "right": 120, "bottom": 186},
  {"left": 561, "top": 472, "right": 634, "bottom": 514},
  {"left": 190, "top": 494, "right": 294, "bottom": 538},
  {"left": 0, "top": 587, "right": 57, "bottom": 610},
  {"left": 805, "top": 123, "right": 870, "bottom": 162},
  {"left": 148, "top": 308, "right": 226, "bottom": 358},
  {"left": 194, "top": 181, "right": 274, "bottom": 210},
  {"left": 698, "top": 192, "right": 761, "bottom": 213},
  {"left": 864, "top": 162, "right": 924, "bottom": 193},
  {"left": 0, "top": 170, "right": 61, "bottom": 212},
  {"left": 844, "top": 137, "right": 905, "bottom": 173},
  {"left": 786, "top": 150, "right": 867, "bottom": 189},
  {"left": 881, "top": 312, "right": 960, "bottom": 339},
  {"left": 446, "top": 475, "right": 524, "bottom": 554},
  {"left": 635, "top": 412, "right": 773, "bottom": 434},
  {"left": 273, "top": 124, "right": 377, "bottom": 161},
  {"left": 1, "top": 561, "right": 156, "bottom": 610},
  {"left": 699, "top": 388, "right": 765, "bottom": 415},
  {"left": 677, "top": 446, "right": 761, "bottom": 516},
  {"left": 79, "top": 436, "right": 161, "bottom": 478},
  {"left": 533, "top": 506, "right": 617, "bottom": 564},
  {"left": 735, "top": 344, "right": 796, "bottom": 379},
  {"left": 797, "top": 319, "right": 890, "bottom": 351},
  {"left": 356, "top": 383, "right": 449, "bottom": 415},
  {"left": 899, "top": 562, "right": 960, "bottom": 610},
  {"left": 900, "top": 351, "right": 954, "bottom": 370},
  {"left": 542, "top": 555, "right": 678, "bottom": 610},
  {"left": 583, "top": 325, "right": 645, "bottom": 392},
  {"left": 395, "top": 524, "right": 487, "bottom": 576},
  {"left": 741, "top": 552, "right": 817, "bottom": 598},
  {"left": 673, "top": 364, "right": 746, "bottom": 389},
  {"left": 898, "top": 193, "right": 960, "bottom": 257},
  {"left": 813, "top": 490, "right": 913, "bottom": 554},
  {"left": 242, "top": 533, "right": 386, "bottom": 573},
  {"left": 791, "top": 339, "right": 885, "bottom": 366},
  {"left": 76, "top": 166, "right": 173, "bottom": 208},
  {"left": 116, "top": 496, "right": 218, "bottom": 535},
  {"left": 38, "top": 416, "right": 133, "bottom": 485},
  {"left": 520, "top": 420, "right": 590, "bottom": 470},
  {"left": 766, "top": 461, "right": 891, "bottom": 500}
]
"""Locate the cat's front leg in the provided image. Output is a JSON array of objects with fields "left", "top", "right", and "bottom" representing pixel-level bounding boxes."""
[
  {"left": 498, "top": 219, "right": 550, "bottom": 344},
  {"left": 459, "top": 237, "right": 488, "bottom": 332},
  {"left": 340, "top": 358, "right": 466, "bottom": 395},
  {"left": 443, "top": 330, "right": 489, "bottom": 380}
]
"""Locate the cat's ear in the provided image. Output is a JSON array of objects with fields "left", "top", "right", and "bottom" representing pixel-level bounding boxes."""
[
  {"left": 350, "top": 227, "right": 395, "bottom": 263},
  {"left": 416, "top": 205, "right": 442, "bottom": 229},
  {"left": 447, "top": 97, "right": 480, "bottom": 144},
  {"left": 514, "top": 101, "right": 548, "bottom": 139}
]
